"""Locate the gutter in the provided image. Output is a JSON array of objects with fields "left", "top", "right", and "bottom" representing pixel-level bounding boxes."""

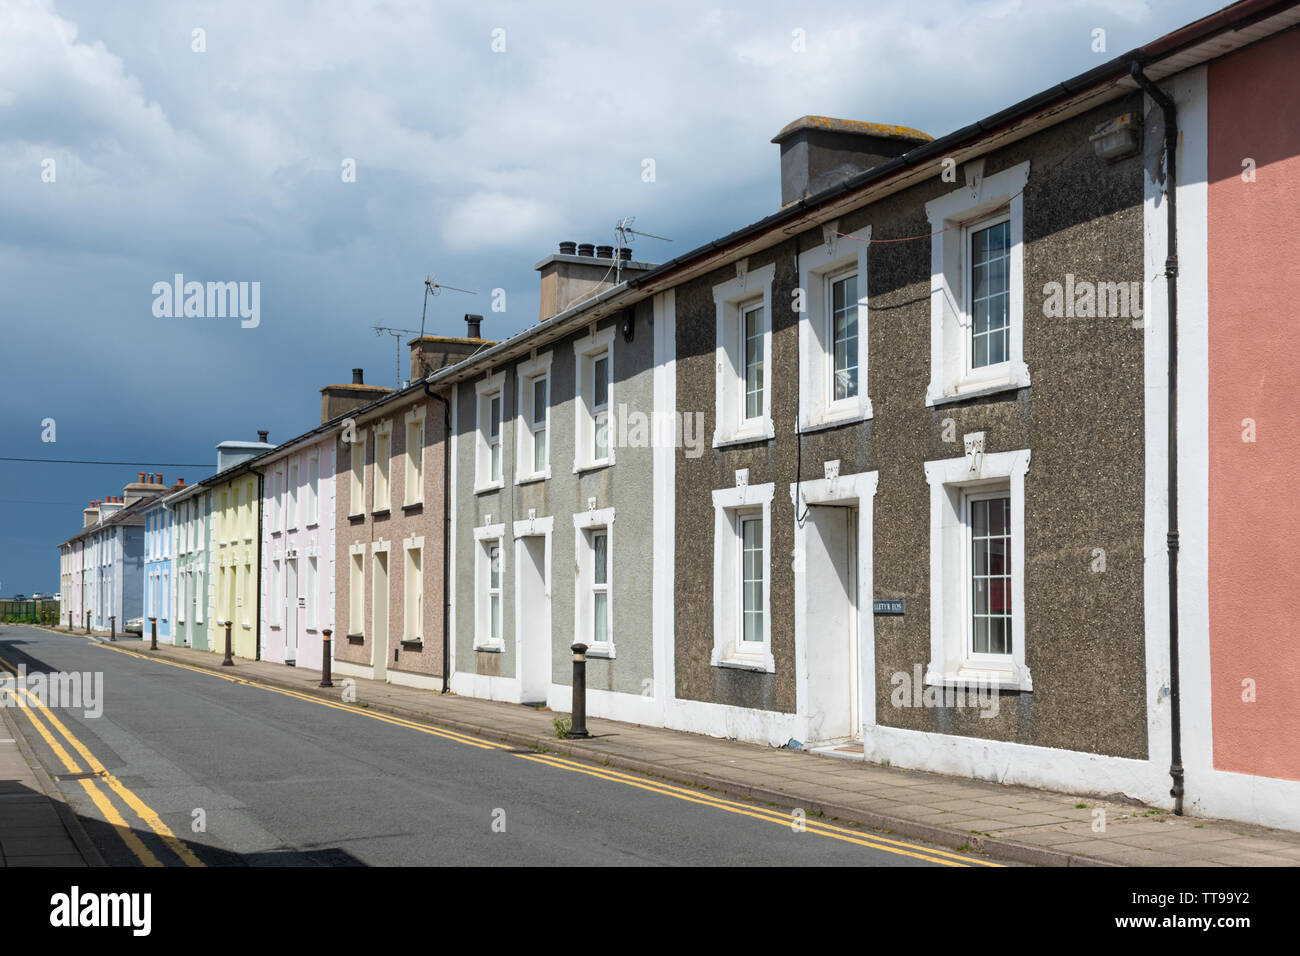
[
  {"left": 424, "top": 382, "right": 453, "bottom": 694},
  {"left": 1130, "top": 61, "right": 1183, "bottom": 817},
  {"left": 255, "top": 469, "right": 264, "bottom": 662}
]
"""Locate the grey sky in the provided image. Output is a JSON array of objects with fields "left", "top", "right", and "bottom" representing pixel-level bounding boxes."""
[{"left": 0, "top": 0, "right": 1223, "bottom": 593}]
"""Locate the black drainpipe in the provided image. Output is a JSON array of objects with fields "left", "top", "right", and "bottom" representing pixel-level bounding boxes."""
[
  {"left": 1131, "top": 61, "right": 1182, "bottom": 816},
  {"left": 425, "top": 382, "right": 453, "bottom": 694},
  {"left": 255, "top": 470, "right": 264, "bottom": 662}
]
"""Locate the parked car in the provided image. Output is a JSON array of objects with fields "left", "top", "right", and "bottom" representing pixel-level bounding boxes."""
[{"left": 125, "top": 616, "right": 144, "bottom": 635}]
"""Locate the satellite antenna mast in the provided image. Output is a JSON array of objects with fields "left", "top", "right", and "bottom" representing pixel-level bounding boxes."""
[
  {"left": 415, "top": 274, "right": 476, "bottom": 376},
  {"left": 614, "top": 217, "right": 673, "bottom": 281}
]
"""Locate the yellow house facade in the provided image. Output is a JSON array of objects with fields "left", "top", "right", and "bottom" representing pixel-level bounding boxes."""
[{"left": 203, "top": 438, "right": 272, "bottom": 660}]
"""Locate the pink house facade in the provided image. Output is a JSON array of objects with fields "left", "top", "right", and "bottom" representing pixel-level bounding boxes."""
[
  {"left": 259, "top": 433, "right": 336, "bottom": 670},
  {"left": 1138, "top": 5, "right": 1300, "bottom": 830}
]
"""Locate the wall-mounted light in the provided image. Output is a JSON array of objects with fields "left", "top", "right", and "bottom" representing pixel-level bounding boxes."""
[
  {"left": 621, "top": 310, "right": 634, "bottom": 342},
  {"left": 1090, "top": 112, "right": 1141, "bottom": 163}
]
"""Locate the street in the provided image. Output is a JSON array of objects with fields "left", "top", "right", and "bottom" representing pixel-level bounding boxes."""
[{"left": 0, "top": 625, "right": 986, "bottom": 867}]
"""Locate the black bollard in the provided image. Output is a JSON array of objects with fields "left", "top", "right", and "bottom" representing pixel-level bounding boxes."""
[
  {"left": 110, "top": 616, "right": 116, "bottom": 642},
  {"left": 149, "top": 616, "right": 158, "bottom": 651},
  {"left": 222, "top": 620, "right": 234, "bottom": 666},
  {"left": 569, "top": 642, "right": 590, "bottom": 739},
  {"left": 84, "top": 610, "right": 90, "bottom": 634},
  {"left": 319, "top": 629, "right": 334, "bottom": 688}
]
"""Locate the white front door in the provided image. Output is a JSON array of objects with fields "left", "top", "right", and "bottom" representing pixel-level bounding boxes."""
[
  {"left": 516, "top": 534, "right": 551, "bottom": 705},
  {"left": 803, "top": 505, "right": 859, "bottom": 743},
  {"left": 285, "top": 557, "right": 298, "bottom": 664}
]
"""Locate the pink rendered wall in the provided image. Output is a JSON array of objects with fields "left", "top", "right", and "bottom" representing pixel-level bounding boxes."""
[{"left": 1207, "top": 27, "right": 1300, "bottom": 781}]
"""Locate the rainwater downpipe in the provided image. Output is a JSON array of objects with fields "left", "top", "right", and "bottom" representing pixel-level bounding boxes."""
[
  {"left": 1131, "top": 61, "right": 1183, "bottom": 815},
  {"left": 425, "top": 382, "right": 453, "bottom": 694}
]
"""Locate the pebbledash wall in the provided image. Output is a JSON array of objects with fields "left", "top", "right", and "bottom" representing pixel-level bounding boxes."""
[
  {"left": 260, "top": 435, "right": 335, "bottom": 669},
  {"left": 332, "top": 385, "right": 451, "bottom": 690},
  {"left": 449, "top": 301, "right": 658, "bottom": 717},
  {"left": 663, "top": 98, "right": 1152, "bottom": 767}
]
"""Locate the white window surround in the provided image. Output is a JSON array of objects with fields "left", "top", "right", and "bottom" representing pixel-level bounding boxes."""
[
  {"left": 515, "top": 352, "right": 553, "bottom": 484},
  {"left": 473, "top": 522, "right": 506, "bottom": 650},
  {"left": 404, "top": 406, "right": 426, "bottom": 506},
  {"left": 573, "top": 507, "right": 616, "bottom": 658},
  {"left": 711, "top": 480, "right": 775, "bottom": 672},
  {"left": 403, "top": 535, "right": 424, "bottom": 642},
  {"left": 797, "top": 224, "right": 873, "bottom": 432},
  {"left": 373, "top": 422, "right": 392, "bottom": 511},
  {"left": 349, "top": 438, "right": 365, "bottom": 517},
  {"left": 924, "top": 160, "right": 1031, "bottom": 406},
  {"left": 923, "top": 446, "right": 1031, "bottom": 691},
  {"left": 713, "top": 262, "right": 776, "bottom": 447},
  {"left": 348, "top": 542, "right": 366, "bottom": 637},
  {"left": 475, "top": 371, "right": 506, "bottom": 493},
  {"left": 572, "top": 326, "right": 616, "bottom": 474}
]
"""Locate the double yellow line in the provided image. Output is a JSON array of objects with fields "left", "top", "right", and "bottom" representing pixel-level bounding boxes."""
[
  {"left": 0, "top": 652, "right": 204, "bottom": 867},
  {"left": 93, "top": 642, "right": 1000, "bottom": 866}
]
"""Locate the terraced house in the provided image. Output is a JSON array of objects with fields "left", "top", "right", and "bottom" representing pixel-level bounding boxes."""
[
  {"left": 201, "top": 434, "right": 274, "bottom": 659},
  {"left": 442, "top": 251, "right": 662, "bottom": 711},
  {"left": 259, "top": 419, "right": 339, "bottom": 669},
  {"left": 166, "top": 479, "right": 212, "bottom": 650},
  {"left": 329, "top": 352, "right": 463, "bottom": 690},
  {"left": 140, "top": 476, "right": 186, "bottom": 643}
]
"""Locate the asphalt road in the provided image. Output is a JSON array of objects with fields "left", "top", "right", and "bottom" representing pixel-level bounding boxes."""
[{"left": 1, "top": 624, "right": 981, "bottom": 867}]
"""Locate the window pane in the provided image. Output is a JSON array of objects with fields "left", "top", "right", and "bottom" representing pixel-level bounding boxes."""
[
  {"left": 593, "top": 356, "right": 608, "bottom": 409},
  {"left": 741, "top": 516, "right": 763, "bottom": 642},
  {"left": 594, "top": 592, "right": 607, "bottom": 644},
  {"left": 491, "top": 441, "right": 501, "bottom": 481},
  {"left": 489, "top": 545, "right": 500, "bottom": 589},
  {"left": 533, "top": 378, "right": 547, "bottom": 425},
  {"left": 491, "top": 594, "right": 500, "bottom": 639},
  {"left": 593, "top": 531, "right": 607, "bottom": 585},
  {"left": 534, "top": 426, "right": 546, "bottom": 473},
  {"left": 594, "top": 413, "right": 608, "bottom": 460},
  {"left": 970, "top": 221, "right": 1011, "bottom": 370},
  {"left": 831, "top": 274, "right": 859, "bottom": 401},
  {"left": 489, "top": 396, "right": 500, "bottom": 438},
  {"left": 970, "top": 494, "right": 1012, "bottom": 657},
  {"left": 744, "top": 306, "right": 764, "bottom": 420}
]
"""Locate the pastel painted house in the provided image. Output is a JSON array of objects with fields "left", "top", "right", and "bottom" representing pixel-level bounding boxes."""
[
  {"left": 201, "top": 434, "right": 275, "bottom": 660},
  {"left": 56, "top": 474, "right": 168, "bottom": 633},
  {"left": 140, "top": 476, "right": 187, "bottom": 641},
  {"left": 166, "top": 480, "right": 212, "bottom": 649},
  {"left": 260, "top": 425, "right": 337, "bottom": 669}
]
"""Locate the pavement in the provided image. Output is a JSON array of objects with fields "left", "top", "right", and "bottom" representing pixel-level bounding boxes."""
[
  {"left": 8, "top": 623, "right": 1300, "bottom": 867},
  {"left": 0, "top": 701, "right": 103, "bottom": 866}
]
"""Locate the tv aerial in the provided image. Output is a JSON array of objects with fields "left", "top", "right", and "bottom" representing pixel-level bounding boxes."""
[
  {"left": 614, "top": 216, "right": 672, "bottom": 280},
  {"left": 415, "top": 274, "right": 476, "bottom": 376}
]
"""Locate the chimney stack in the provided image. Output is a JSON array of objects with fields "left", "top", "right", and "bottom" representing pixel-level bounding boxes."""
[
  {"left": 771, "top": 116, "right": 933, "bottom": 208},
  {"left": 405, "top": 320, "right": 494, "bottom": 385},
  {"left": 257, "top": 430, "right": 269, "bottom": 444},
  {"left": 535, "top": 240, "right": 657, "bottom": 323},
  {"left": 320, "top": 370, "right": 393, "bottom": 425}
]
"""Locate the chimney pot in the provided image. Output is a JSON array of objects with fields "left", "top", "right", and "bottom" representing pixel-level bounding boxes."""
[
  {"left": 596, "top": 244, "right": 614, "bottom": 259},
  {"left": 465, "top": 314, "right": 483, "bottom": 339},
  {"left": 352, "top": 368, "right": 364, "bottom": 385},
  {"left": 156, "top": 472, "right": 163, "bottom": 485},
  {"left": 577, "top": 243, "right": 595, "bottom": 258},
  {"left": 258, "top": 430, "right": 269, "bottom": 443},
  {"left": 559, "top": 240, "right": 577, "bottom": 255},
  {"left": 177, "top": 478, "right": 185, "bottom": 486},
  {"left": 138, "top": 471, "right": 145, "bottom": 482},
  {"left": 619, "top": 247, "right": 632, "bottom": 261}
]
